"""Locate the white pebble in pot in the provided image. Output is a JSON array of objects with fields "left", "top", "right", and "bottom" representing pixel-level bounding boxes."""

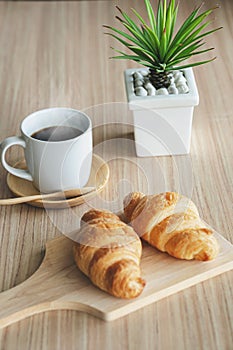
[
  {"left": 139, "top": 69, "right": 149, "bottom": 76},
  {"left": 168, "top": 85, "right": 178, "bottom": 94},
  {"left": 144, "top": 82, "right": 156, "bottom": 96},
  {"left": 134, "top": 79, "right": 143, "bottom": 87},
  {"left": 169, "top": 76, "right": 175, "bottom": 84},
  {"left": 134, "top": 86, "right": 148, "bottom": 96},
  {"left": 173, "top": 71, "right": 183, "bottom": 79},
  {"left": 175, "top": 76, "right": 187, "bottom": 86},
  {"left": 177, "top": 84, "right": 189, "bottom": 94},
  {"left": 156, "top": 88, "right": 169, "bottom": 95},
  {"left": 133, "top": 71, "right": 143, "bottom": 80}
]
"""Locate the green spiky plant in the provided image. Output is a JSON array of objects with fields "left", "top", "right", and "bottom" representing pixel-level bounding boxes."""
[{"left": 104, "top": 0, "right": 221, "bottom": 89}]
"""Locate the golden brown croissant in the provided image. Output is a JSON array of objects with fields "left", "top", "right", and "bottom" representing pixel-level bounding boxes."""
[
  {"left": 123, "top": 192, "right": 219, "bottom": 261},
  {"left": 73, "top": 209, "right": 146, "bottom": 299}
]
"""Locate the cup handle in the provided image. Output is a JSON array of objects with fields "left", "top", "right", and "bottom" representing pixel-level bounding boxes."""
[{"left": 0, "top": 136, "right": 33, "bottom": 181}]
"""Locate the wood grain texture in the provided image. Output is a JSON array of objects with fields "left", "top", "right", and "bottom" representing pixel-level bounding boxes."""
[
  {"left": 0, "top": 0, "right": 232, "bottom": 349},
  {"left": 0, "top": 232, "right": 232, "bottom": 328}
]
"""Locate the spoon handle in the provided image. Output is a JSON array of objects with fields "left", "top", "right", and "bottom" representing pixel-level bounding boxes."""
[{"left": 0, "top": 187, "right": 95, "bottom": 205}]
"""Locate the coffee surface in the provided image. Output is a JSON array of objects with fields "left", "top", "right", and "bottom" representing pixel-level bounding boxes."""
[{"left": 31, "top": 126, "right": 83, "bottom": 142}]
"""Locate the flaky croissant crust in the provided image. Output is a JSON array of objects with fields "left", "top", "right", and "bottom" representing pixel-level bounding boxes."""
[
  {"left": 73, "top": 209, "right": 146, "bottom": 299},
  {"left": 124, "top": 192, "right": 219, "bottom": 261}
]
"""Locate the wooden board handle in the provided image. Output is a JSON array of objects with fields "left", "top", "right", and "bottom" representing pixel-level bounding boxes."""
[{"left": 0, "top": 237, "right": 79, "bottom": 328}]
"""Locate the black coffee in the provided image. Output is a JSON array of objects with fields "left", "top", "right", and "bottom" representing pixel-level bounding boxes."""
[{"left": 31, "top": 126, "right": 83, "bottom": 142}]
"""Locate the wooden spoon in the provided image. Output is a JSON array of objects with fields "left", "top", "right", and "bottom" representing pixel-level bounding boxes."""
[{"left": 0, "top": 187, "right": 95, "bottom": 205}]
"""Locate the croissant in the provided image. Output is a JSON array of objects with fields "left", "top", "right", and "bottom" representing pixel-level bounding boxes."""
[
  {"left": 73, "top": 209, "right": 146, "bottom": 299},
  {"left": 123, "top": 192, "right": 219, "bottom": 261}
]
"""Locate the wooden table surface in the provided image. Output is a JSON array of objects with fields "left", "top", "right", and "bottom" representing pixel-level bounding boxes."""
[{"left": 0, "top": 1, "right": 232, "bottom": 349}]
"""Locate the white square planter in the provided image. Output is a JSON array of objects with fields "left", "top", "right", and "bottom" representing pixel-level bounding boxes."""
[{"left": 124, "top": 68, "right": 199, "bottom": 157}]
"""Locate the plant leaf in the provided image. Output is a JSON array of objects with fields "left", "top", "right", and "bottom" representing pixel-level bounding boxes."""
[
  {"left": 142, "top": 24, "right": 160, "bottom": 55},
  {"left": 160, "top": 28, "right": 167, "bottom": 61},
  {"left": 167, "top": 47, "right": 214, "bottom": 68},
  {"left": 131, "top": 8, "right": 147, "bottom": 26},
  {"left": 116, "top": 7, "right": 142, "bottom": 36},
  {"left": 103, "top": 25, "right": 142, "bottom": 47},
  {"left": 165, "top": 4, "right": 205, "bottom": 58},
  {"left": 121, "top": 22, "right": 155, "bottom": 52},
  {"left": 190, "top": 26, "right": 223, "bottom": 43},
  {"left": 128, "top": 45, "right": 158, "bottom": 63},
  {"left": 170, "top": 57, "right": 217, "bottom": 70},
  {"left": 111, "top": 46, "right": 155, "bottom": 65},
  {"left": 156, "top": 0, "right": 164, "bottom": 39},
  {"left": 168, "top": 40, "right": 205, "bottom": 62},
  {"left": 110, "top": 53, "right": 155, "bottom": 68},
  {"left": 171, "top": 3, "right": 203, "bottom": 41},
  {"left": 166, "top": 1, "right": 179, "bottom": 46},
  {"left": 104, "top": 24, "right": 154, "bottom": 54},
  {"left": 144, "top": 0, "right": 157, "bottom": 32},
  {"left": 163, "top": 0, "right": 167, "bottom": 30},
  {"left": 165, "top": 7, "right": 217, "bottom": 63}
]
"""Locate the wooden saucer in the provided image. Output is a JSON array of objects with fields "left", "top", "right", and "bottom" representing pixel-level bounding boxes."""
[{"left": 7, "top": 154, "right": 109, "bottom": 209}]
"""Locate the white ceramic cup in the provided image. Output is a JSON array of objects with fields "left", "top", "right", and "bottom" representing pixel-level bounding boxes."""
[{"left": 0, "top": 107, "right": 93, "bottom": 193}]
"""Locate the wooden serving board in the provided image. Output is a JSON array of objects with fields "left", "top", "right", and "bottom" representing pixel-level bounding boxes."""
[{"left": 0, "top": 232, "right": 233, "bottom": 328}]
